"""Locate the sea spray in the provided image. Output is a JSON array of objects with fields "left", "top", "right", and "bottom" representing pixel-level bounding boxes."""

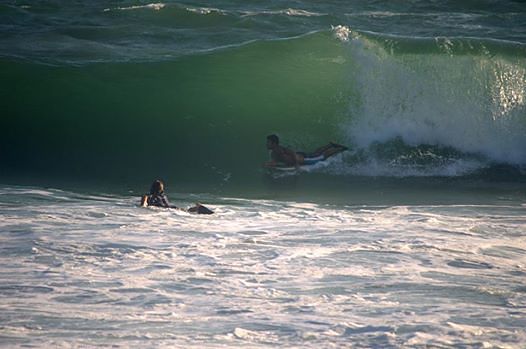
[{"left": 341, "top": 31, "right": 526, "bottom": 168}]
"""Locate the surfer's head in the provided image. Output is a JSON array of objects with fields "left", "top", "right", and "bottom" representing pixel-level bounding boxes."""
[
  {"left": 149, "top": 179, "right": 165, "bottom": 195},
  {"left": 266, "top": 134, "right": 279, "bottom": 149}
]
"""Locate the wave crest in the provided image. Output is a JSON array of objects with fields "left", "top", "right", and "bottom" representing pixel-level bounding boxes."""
[{"left": 103, "top": 3, "right": 165, "bottom": 12}]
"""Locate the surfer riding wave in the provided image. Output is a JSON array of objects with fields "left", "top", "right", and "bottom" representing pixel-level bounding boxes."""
[{"left": 264, "top": 134, "right": 347, "bottom": 168}]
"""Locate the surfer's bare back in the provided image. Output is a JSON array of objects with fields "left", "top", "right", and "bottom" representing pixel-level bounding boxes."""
[{"left": 264, "top": 134, "right": 347, "bottom": 168}]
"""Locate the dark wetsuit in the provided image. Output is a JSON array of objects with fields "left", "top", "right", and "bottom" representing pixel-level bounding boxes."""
[
  {"left": 147, "top": 192, "right": 173, "bottom": 208},
  {"left": 144, "top": 192, "right": 213, "bottom": 214}
]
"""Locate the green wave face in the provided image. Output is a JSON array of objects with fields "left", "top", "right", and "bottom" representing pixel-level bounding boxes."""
[
  {"left": 1, "top": 31, "right": 525, "bottom": 191},
  {"left": 1, "top": 32, "right": 351, "bottom": 189}
]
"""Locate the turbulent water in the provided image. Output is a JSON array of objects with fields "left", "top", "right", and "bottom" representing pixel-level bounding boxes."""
[
  {"left": 1, "top": 1, "right": 526, "bottom": 348},
  {"left": 1, "top": 186, "right": 525, "bottom": 348}
]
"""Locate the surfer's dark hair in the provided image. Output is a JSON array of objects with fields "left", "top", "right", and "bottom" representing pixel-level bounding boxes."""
[
  {"left": 267, "top": 134, "right": 279, "bottom": 145},
  {"left": 150, "top": 179, "right": 164, "bottom": 195}
]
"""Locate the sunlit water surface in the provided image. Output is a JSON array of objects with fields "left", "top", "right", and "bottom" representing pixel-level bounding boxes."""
[{"left": 0, "top": 186, "right": 525, "bottom": 348}]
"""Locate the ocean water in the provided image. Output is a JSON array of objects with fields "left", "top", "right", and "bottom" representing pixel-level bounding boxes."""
[
  {"left": 1, "top": 1, "right": 526, "bottom": 348},
  {"left": 1, "top": 186, "right": 525, "bottom": 348}
]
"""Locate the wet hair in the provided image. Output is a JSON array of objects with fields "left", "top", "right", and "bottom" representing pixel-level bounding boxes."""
[
  {"left": 149, "top": 179, "right": 165, "bottom": 195},
  {"left": 267, "top": 134, "right": 279, "bottom": 145}
]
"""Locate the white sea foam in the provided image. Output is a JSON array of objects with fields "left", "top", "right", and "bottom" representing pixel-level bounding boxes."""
[
  {"left": 0, "top": 186, "right": 525, "bottom": 347},
  {"left": 241, "top": 8, "right": 324, "bottom": 18},
  {"left": 282, "top": 9, "right": 324, "bottom": 17},
  {"left": 326, "top": 153, "right": 487, "bottom": 177},
  {"left": 341, "top": 34, "right": 526, "bottom": 166},
  {"left": 185, "top": 7, "right": 226, "bottom": 15},
  {"left": 332, "top": 25, "right": 351, "bottom": 42},
  {"left": 103, "top": 3, "right": 165, "bottom": 12}
]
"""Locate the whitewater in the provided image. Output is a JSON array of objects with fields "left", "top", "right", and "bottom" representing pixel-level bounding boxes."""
[
  {"left": 1, "top": 186, "right": 525, "bottom": 348},
  {"left": 1, "top": 1, "right": 526, "bottom": 348}
]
